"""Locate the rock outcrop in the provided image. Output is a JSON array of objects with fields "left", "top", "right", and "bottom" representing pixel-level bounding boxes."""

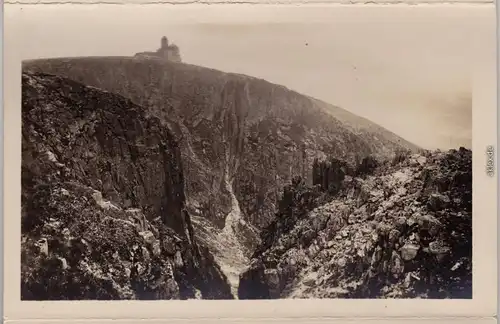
[
  {"left": 239, "top": 148, "right": 472, "bottom": 299},
  {"left": 21, "top": 72, "right": 233, "bottom": 300}
]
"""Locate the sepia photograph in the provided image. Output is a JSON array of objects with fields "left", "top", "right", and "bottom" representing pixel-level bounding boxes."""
[{"left": 3, "top": 3, "right": 497, "bottom": 318}]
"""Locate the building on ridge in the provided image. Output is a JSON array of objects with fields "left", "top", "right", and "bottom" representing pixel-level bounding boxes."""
[{"left": 134, "top": 36, "right": 182, "bottom": 63}]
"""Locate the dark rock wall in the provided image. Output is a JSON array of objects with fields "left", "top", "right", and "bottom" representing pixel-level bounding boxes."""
[{"left": 21, "top": 72, "right": 233, "bottom": 300}]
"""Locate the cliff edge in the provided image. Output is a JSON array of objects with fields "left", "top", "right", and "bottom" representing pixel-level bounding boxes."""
[{"left": 21, "top": 72, "right": 232, "bottom": 300}]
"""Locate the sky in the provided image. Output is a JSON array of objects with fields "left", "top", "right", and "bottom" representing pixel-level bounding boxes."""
[{"left": 6, "top": 4, "right": 496, "bottom": 149}]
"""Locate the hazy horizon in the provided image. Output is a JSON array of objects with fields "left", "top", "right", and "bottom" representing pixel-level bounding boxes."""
[{"left": 8, "top": 4, "right": 495, "bottom": 149}]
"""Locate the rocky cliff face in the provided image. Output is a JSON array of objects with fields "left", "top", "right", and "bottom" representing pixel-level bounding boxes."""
[
  {"left": 21, "top": 72, "right": 233, "bottom": 300},
  {"left": 22, "top": 57, "right": 425, "bottom": 297},
  {"left": 239, "top": 148, "right": 472, "bottom": 299},
  {"left": 23, "top": 58, "right": 419, "bottom": 234}
]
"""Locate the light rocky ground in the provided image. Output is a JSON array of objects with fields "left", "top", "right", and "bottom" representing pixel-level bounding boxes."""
[{"left": 239, "top": 149, "right": 472, "bottom": 299}]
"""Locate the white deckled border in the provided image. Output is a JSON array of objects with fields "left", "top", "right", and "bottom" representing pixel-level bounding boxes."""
[
  {"left": 2, "top": 2, "right": 498, "bottom": 323},
  {"left": 2, "top": 1, "right": 496, "bottom": 4}
]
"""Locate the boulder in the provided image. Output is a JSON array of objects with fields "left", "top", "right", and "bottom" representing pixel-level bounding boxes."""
[
  {"left": 400, "top": 243, "right": 420, "bottom": 261},
  {"left": 139, "top": 231, "right": 156, "bottom": 246},
  {"left": 427, "top": 193, "right": 451, "bottom": 212}
]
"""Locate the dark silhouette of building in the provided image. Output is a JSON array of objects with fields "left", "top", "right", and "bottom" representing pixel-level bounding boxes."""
[{"left": 134, "top": 36, "right": 182, "bottom": 62}]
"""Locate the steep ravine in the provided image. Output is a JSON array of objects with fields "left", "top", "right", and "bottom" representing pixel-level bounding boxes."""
[
  {"left": 219, "top": 172, "right": 249, "bottom": 297},
  {"left": 24, "top": 57, "right": 420, "bottom": 235},
  {"left": 23, "top": 58, "right": 424, "bottom": 293},
  {"left": 20, "top": 70, "right": 472, "bottom": 300},
  {"left": 23, "top": 57, "right": 474, "bottom": 301},
  {"left": 191, "top": 163, "right": 259, "bottom": 298}
]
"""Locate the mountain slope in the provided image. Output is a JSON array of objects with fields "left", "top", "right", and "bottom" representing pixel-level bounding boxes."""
[
  {"left": 23, "top": 57, "right": 419, "bottom": 230},
  {"left": 23, "top": 57, "right": 420, "bottom": 294},
  {"left": 239, "top": 148, "right": 472, "bottom": 299},
  {"left": 21, "top": 71, "right": 233, "bottom": 300}
]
